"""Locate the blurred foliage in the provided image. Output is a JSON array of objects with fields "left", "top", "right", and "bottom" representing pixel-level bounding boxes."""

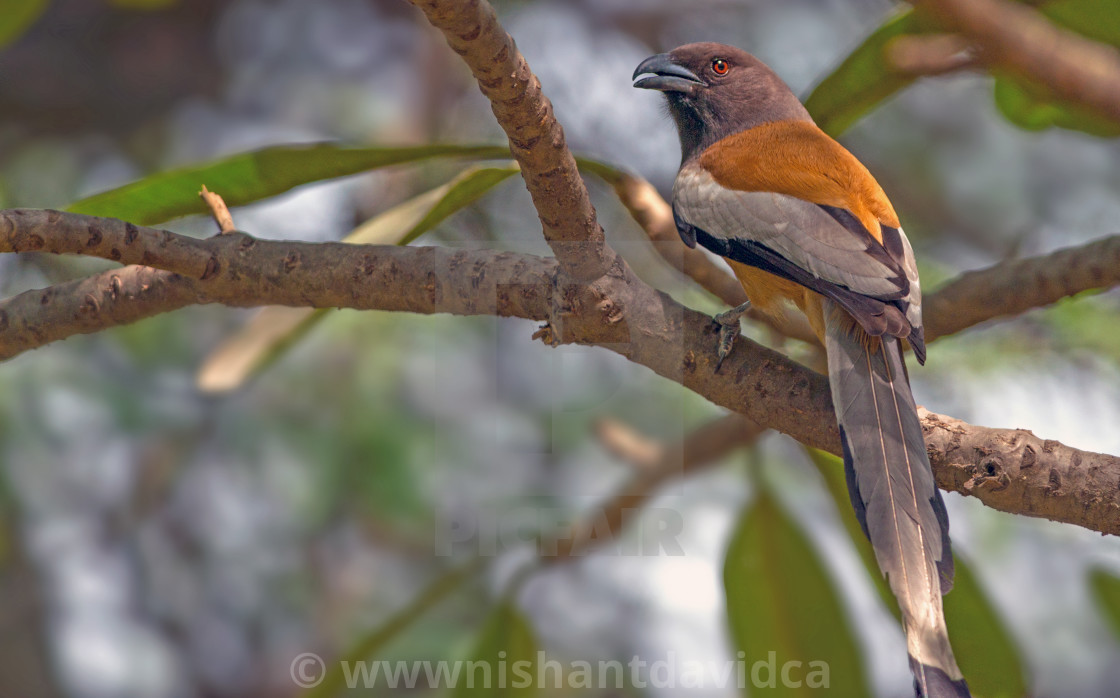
[
  {"left": 1038, "top": 293, "right": 1120, "bottom": 363},
  {"left": 110, "top": 0, "right": 180, "bottom": 9},
  {"left": 307, "top": 559, "right": 484, "bottom": 698},
  {"left": 0, "top": 0, "right": 48, "bottom": 49},
  {"left": 452, "top": 599, "right": 539, "bottom": 698},
  {"left": 804, "top": 10, "right": 929, "bottom": 136},
  {"left": 724, "top": 473, "right": 870, "bottom": 696},
  {"left": 1089, "top": 568, "right": 1120, "bottom": 640},
  {"left": 807, "top": 0, "right": 1120, "bottom": 138}
]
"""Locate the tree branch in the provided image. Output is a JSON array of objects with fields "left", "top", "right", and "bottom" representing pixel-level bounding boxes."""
[
  {"left": 0, "top": 210, "right": 556, "bottom": 359},
  {"left": 542, "top": 414, "right": 765, "bottom": 558},
  {"left": 917, "top": 0, "right": 1120, "bottom": 123},
  {"left": 921, "top": 409, "right": 1120, "bottom": 536},
  {"left": 6, "top": 0, "right": 1120, "bottom": 538},
  {"left": 924, "top": 234, "right": 1120, "bottom": 340},
  {"left": 885, "top": 33, "right": 978, "bottom": 77},
  {"left": 2, "top": 209, "right": 1120, "bottom": 534},
  {"left": 407, "top": 0, "right": 616, "bottom": 282}
]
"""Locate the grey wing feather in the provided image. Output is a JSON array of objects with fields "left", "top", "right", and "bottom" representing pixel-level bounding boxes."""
[{"left": 673, "top": 167, "right": 909, "bottom": 300}]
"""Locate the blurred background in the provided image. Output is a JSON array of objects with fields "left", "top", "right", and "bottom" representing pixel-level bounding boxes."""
[{"left": 3, "top": 0, "right": 1120, "bottom": 696}]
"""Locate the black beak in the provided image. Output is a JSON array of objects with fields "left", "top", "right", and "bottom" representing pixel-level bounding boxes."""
[{"left": 632, "top": 53, "right": 704, "bottom": 94}]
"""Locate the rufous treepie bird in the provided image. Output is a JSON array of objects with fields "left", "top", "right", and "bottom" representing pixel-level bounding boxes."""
[{"left": 633, "top": 43, "right": 969, "bottom": 697}]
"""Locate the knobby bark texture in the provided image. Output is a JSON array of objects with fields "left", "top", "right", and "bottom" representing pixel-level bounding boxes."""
[
  {"left": 5, "top": 0, "right": 1120, "bottom": 537},
  {"left": 407, "top": 0, "right": 616, "bottom": 282},
  {"left": 921, "top": 409, "right": 1120, "bottom": 536},
  {"left": 4, "top": 209, "right": 1120, "bottom": 535},
  {"left": 924, "top": 234, "right": 1120, "bottom": 340},
  {"left": 0, "top": 210, "right": 556, "bottom": 358}
]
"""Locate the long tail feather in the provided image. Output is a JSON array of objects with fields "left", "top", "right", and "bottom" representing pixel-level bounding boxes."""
[{"left": 823, "top": 301, "right": 969, "bottom": 698}]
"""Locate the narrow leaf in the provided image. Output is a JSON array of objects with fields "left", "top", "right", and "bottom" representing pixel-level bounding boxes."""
[
  {"left": 724, "top": 483, "right": 869, "bottom": 696},
  {"left": 68, "top": 143, "right": 513, "bottom": 225},
  {"left": 453, "top": 600, "right": 539, "bottom": 697},
  {"left": 196, "top": 165, "right": 519, "bottom": 393},
  {"left": 304, "top": 558, "right": 484, "bottom": 698},
  {"left": 807, "top": 449, "right": 1028, "bottom": 697},
  {"left": 943, "top": 552, "right": 1028, "bottom": 697},
  {"left": 1089, "top": 567, "right": 1120, "bottom": 640},
  {"left": 0, "top": 0, "right": 48, "bottom": 48}
]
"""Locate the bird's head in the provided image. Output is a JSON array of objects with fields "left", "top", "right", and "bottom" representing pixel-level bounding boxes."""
[{"left": 633, "top": 42, "right": 810, "bottom": 163}]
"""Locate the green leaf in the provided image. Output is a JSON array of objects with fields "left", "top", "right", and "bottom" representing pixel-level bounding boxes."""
[
  {"left": 453, "top": 600, "right": 539, "bottom": 698},
  {"left": 806, "top": 449, "right": 1028, "bottom": 697},
  {"left": 993, "top": 74, "right": 1120, "bottom": 137},
  {"left": 724, "top": 483, "right": 869, "bottom": 696},
  {"left": 989, "top": 0, "right": 1120, "bottom": 137},
  {"left": 808, "top": 0, "right": 1120, "bottom": 138},
  {"left": 1040, "top": 0, "right": 1120, "bottom": 46},
  {"left": 803, "top": 10, "right": 933, "bottom": 136},
  {"left": 304, "top": 559, "right": 484, "bottom": 698},
  {"left": 195, "top": 164, "right": 520, "bottom": 393},
  {"left": 806, "top": 449, "right": 898, "bottom": 614},
  {"left": 1089, "top": 567, "right": 1120, "bottom": 640},
  {"left": 0, "top": 0, "right": 48, "bottom": 48},
  {"left": 67, "top": 143, "right": 513, "bottom": 225},
  {"left": 943, "top": 553, "right": 1028, "bottom": 697}
]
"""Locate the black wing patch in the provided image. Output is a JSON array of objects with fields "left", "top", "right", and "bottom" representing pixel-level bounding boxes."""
[{"left": 691, "top": 224, "right": 913, "bottom": 341}]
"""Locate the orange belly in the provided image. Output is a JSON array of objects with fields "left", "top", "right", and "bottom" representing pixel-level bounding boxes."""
[{"left": 728, "top": 260, "right": 827, "bottom": 343}]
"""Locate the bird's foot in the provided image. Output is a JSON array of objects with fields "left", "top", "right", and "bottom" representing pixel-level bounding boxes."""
[{"left": 713, "top": 301, "right": 751, "bottom": 371}]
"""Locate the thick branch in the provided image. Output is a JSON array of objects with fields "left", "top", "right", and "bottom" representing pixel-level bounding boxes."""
[
  {"left": 3, "top": 209, "right": 1120, "bottom": 534},
  {"left": 924, "top": 234, "right": 1120, "bottom": 340},
  {"left": 0, "top": 210, "right": 556, "bottom": 359},
  {"left": 918, "top": 0, "right": 1120, "bottom": 123},
  {"left": 921, "top": 409, "right": 1120, "bottom": 536},
  {"left": 407, "top": 0, "right": 615, "bottom": 282}
]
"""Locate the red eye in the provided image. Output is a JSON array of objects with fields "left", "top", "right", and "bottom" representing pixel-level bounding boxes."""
[{"left": 712, "top": 58, "right": 729, "bottom": 75}]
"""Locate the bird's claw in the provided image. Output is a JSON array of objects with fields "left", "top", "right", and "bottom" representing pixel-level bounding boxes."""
[{"left": 712, "top": 301, "right": 751, "bottom": 372}]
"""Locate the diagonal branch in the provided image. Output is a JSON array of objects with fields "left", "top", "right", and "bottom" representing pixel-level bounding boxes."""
[
  {"left": 924, "top": 234, "right": 1120, "bottom": 340},
  {"left": 2, "top": 209, "right": 1120, "bottom": 534},
  {"left": 917, "top": 0, "right": 1120, "bottom": 122},
  {"left": 541, "top": 414, "right": 765, "bottom": 558},
  {"left": 6, "top": 0, "right": 1120, "bottom": 538},
  {"left": 407, "top": 0, "right": 616, "bottom": 282}
]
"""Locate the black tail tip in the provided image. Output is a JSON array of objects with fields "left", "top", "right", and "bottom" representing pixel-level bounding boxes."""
[{"left": 910, "top": 658, "right": 971, "bottom": 698}]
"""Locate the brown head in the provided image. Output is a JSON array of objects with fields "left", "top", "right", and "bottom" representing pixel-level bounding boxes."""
[{"left": 633, "top": 42, "right": 810, "bottom": 164}]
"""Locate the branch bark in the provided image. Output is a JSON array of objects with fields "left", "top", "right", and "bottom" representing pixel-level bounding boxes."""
[
  {"left": 5, "top": 0, "right": 1120, "bottom": 538},
  {"left": 407, "top": 0, "right": 616, "bottom": 282},
  {"left": 4, "top": 208, "right": 1120, "bottom": 534},
  {"left": 917, "top": 0, "right": 1120, "bottom": 123},
  {"left": 0, "top": 210, "right": 556, "bottom": 359},
  {"left": 924, "top": 234, "right": 1120, "bottom": 340}
]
